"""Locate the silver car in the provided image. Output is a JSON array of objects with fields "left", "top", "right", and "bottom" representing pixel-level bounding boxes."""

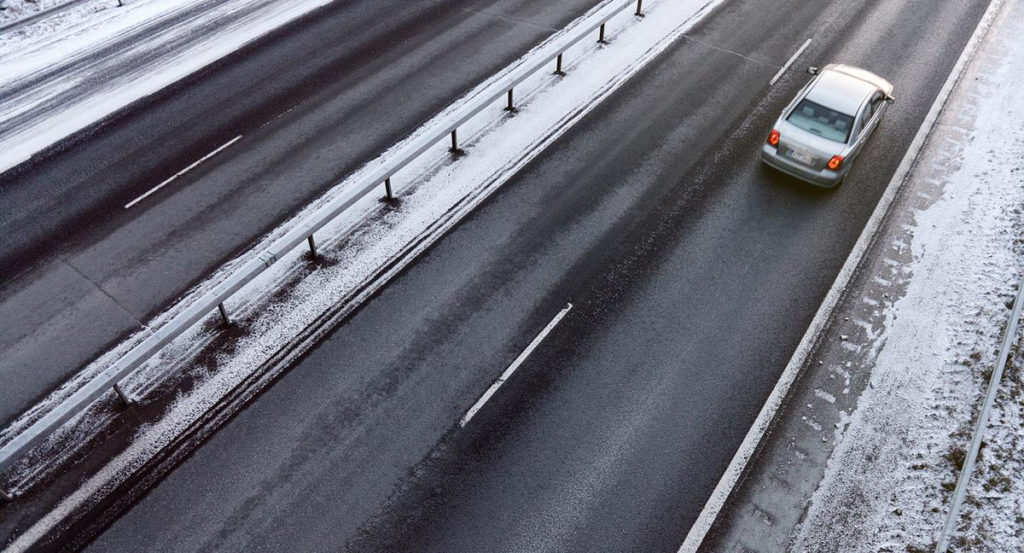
[{"left": 762, "top": 64, "right": 894, "bottom": 187}]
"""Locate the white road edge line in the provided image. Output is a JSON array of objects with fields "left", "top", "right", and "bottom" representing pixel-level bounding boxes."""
[
  {"left": 459, "top": 302, "right": 573, "bottom": 428},
  {"left": 124, "top": 135, "right": 242, "bottom": 209},
  {"left": 768, "top": 38, "right": 811, "bottom": 86},
  {"left": 676, "top": 1, "right": 1004, "bottom": 552}
]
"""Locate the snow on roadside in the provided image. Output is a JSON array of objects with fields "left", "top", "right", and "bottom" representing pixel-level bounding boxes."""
[
  {"left": 0, "top": 0, "right": 338, "bottom": 174},
  {"left": 2, "top": 1, "right": 171, "bottom": 52},
  {"left": 791, "top": 1, "right": 1024, "bottom": 551},
  {"left": 0, "top": 0, "right": 101, "bottom": 26},
  {"left": 0, "top": 0, "right": 723, "bottom": 549}
]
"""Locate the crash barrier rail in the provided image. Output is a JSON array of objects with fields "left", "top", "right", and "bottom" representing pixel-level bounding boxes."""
[
  {"left": 0, "top": 0, "right": 648, "bottom": 496},
  {"left": 0, "top": 0, "right": 122, "bottom": 35},
  {"left": 933, "top": 274, "right": 1024, "bottom": 553}
]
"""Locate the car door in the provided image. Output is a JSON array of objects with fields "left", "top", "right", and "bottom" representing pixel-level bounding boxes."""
[
  {"left": 861, "top": 91, "right": 885, "bottom": 137},
  {"left": 848, "top": 91, "right": 884, "bottom": 162}
]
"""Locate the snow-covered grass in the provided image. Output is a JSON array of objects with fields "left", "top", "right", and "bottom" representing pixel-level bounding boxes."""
[
  {"left": 0, "top": 0, "right": 94, "bottom": 23},
  {"left": 791, "top": 1, "right": 1024, "bottom": 550},
  {"left": 0, "top": 0, "right": 723, "bottom": 549},
  {"left": 2, "top": 1, "right": 137, "bottom": 49}
]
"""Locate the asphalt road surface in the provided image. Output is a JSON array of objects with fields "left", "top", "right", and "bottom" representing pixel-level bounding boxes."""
[
  {"left": 0, "top": 0, "right": 603, "bottom": 427},
  {"left": 66, "top": 0, "right": 993, "bottom": 551}
]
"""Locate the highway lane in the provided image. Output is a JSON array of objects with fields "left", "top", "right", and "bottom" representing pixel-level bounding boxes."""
[
  {"left": 0, "top": 0, "right": 602, "bottom": 427},
  {"left": 80, "top": 0, "right": 988, "bottom": 551}
]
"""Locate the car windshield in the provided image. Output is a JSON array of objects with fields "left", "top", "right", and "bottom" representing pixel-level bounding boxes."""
[{"left": 786, "top": 99, "right": 854, "bottom": 143}]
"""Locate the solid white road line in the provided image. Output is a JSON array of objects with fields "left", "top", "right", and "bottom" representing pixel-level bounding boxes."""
[
  {"left": 677, "top": 1, "right": 1004, "bottom": 552},
  {"left": 459, "top": 302, "right": 573, "bottom": 428},
  {"left": 124, "top": 135, "right": 242, "bottom": 209},
  {"left": 768, "top": 38, "right": 811, "bottom": 86}
]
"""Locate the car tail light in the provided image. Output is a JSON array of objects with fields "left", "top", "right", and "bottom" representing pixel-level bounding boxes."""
[
  {"left": 767, "top": 129, "right": 780, "bottom": 147},
  {"left": 828, "top": 155, "right": 844, "bottom": 171}
]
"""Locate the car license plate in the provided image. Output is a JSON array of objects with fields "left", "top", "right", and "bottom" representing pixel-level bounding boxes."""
[{"left": 786, "top": 148, "right": 814, "bottom": 165}]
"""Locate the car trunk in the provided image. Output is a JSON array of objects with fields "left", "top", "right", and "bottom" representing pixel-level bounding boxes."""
[{"left": 776, "top": 122, "right": 843, "bottom": 171}]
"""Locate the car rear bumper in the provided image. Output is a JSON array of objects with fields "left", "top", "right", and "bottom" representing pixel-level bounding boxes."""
[{"left": 761, "top": 144, "right": 845, "bottom": 187}]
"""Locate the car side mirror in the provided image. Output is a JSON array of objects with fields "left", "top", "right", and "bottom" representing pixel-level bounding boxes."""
[
  {"left": 807, "top": 66, "right": 819, "bottom": 75},
  {"left": 885, "top": 95, "right": 896, "bottom": 104}
]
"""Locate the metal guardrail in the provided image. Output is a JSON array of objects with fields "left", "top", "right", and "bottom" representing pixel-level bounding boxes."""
[
  {"left": 0, "top": 0, "right": 119, "bottom": 35},
  {"left": 934, "top": 274, "right": 1024, "bottom": 553},
  {"left": 0, "top": 0, "right": 648, "bottom": 492}
]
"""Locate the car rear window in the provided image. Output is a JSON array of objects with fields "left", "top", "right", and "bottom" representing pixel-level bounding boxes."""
[{"left": 786, "top": 99, "right": 854, "bottom": 143}]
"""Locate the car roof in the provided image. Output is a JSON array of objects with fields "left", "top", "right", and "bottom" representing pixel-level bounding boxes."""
[
  {"left": 827, "top": 64, "right": 894, "bottom": 93},
  {"left": 805, "top": 69, "right": 878, "bottom": 116}
]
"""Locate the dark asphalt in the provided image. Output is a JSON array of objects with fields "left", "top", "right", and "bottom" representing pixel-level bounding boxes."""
[
  {"left": 72, "top": 0, "right": 990, "bottom": 551},
  {"left": 0, "top": 0, "right": 602, "bottom": 427}
]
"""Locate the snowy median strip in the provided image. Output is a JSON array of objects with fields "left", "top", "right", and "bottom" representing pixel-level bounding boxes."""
[{"left": 1, "top": 0, "right": 722, "bottom": 547}]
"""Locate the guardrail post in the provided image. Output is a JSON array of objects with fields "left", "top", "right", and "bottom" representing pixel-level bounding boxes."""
[
  {"left": 218, "top": 303, "right": 231, "bottom": 326},
  {"left": 505, "top": 89, "right": 515, "bottom": 112},
  {"left": 113, "top": 383, "right": 134, "bottom": 406},
  {"left": 307, "top": 235, "right": 317, "bottom": 257},
  {"left": 555, "top": 53, "right": 565, "bottom": 76},
  {"left": 635, "top": 0, "right": 643, "bottom": 16},
  {"left": 598, "top": 23, "right": 607, "bottom": 43},
  {"left": 384, "top": 177, "right": 393, "bottom": 200},
  {"left": 450, "top": 129, "right": 458, "bottom": 152}
]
